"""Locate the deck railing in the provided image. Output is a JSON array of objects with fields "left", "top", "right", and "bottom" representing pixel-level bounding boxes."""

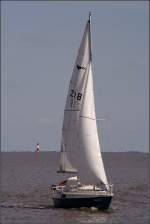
[
  {"left": 50, "top": 185, "right": 65, "bottom": 193},
  {"left": 50, "top": 183, "right": 113, "bottom": 194}
]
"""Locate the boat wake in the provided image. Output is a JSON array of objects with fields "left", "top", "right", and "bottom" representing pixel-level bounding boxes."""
[
  {"left": 1, "top": 202, "right": 115, "bottom": 215},
  {"left": 1, "top": 203, "right": 51, "bottom": 210}
]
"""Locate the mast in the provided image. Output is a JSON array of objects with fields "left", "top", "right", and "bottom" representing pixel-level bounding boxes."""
[{"left": 88, "top": 12, "right": 92, "bottom": 62}]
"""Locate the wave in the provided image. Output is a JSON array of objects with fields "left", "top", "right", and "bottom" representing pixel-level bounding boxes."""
[{"left": 1, "top": 203, "right": 52, "bottom": 210}]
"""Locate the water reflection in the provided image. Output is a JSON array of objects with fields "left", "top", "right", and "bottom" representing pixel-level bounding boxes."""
[{"left": 57, "top": 207, "right": 114, "bottom": 224}]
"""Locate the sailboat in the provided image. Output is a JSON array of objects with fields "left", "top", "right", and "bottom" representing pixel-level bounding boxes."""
[{"left": 50, "top": 13, "right": 113, "bottom": 209}]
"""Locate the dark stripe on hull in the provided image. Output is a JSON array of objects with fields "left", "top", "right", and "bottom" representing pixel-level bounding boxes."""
[{"left": 52, "top": 196, "right": 112, "bottom": 209}]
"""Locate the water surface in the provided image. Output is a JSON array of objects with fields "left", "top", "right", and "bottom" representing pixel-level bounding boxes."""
[{"left": 1, "top": 152, "right": 149, "bottom": 224}]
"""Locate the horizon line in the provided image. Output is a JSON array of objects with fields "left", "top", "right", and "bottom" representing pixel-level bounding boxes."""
[{"left": 1, "top": 150, "right": 149, "bottom": 153}]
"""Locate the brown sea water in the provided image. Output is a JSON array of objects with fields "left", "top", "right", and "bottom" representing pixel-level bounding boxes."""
[{"left": 1, "top": 152, "right": 149, "bottom": 224}]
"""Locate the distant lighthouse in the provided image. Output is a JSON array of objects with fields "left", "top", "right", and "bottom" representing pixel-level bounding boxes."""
[{"left": 36, "top": 142, "right": 40, "bottom": 152}]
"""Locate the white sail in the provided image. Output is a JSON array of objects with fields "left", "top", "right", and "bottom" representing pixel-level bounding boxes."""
[
  {"left": 59, "top": 19, "right": 91, "bottom": 173},
  {"left": 79, "top": 62, "right": 108, "bottom": 187},
  {"left": 58, "top": 15, "right": 108, "bottom": 188},
  {"left": 59, "top": 137, "right": 77, "bottom": 173}
]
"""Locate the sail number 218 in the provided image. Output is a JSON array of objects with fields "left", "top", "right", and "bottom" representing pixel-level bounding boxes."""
[{"left": 70, "top": 89, "right": 82, "bottom": 101}]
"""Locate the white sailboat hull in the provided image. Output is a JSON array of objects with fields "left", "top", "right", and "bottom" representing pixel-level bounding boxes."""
[{"left": 50, "top": 189, "right": 113, "bottom": 209}]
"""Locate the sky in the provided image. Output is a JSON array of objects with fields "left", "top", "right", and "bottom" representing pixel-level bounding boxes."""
[{"left": 1, "top": 1, "right": 149, "bottom": 152}]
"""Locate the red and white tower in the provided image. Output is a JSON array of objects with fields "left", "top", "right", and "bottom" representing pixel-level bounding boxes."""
[{"left": 36, "top": 142, "right": 40, "bottom": 152}]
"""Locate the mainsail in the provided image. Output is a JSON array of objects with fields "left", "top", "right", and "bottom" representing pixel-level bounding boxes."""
[{"left": 58, "top": 14, "right": 108, "bottom": 187}]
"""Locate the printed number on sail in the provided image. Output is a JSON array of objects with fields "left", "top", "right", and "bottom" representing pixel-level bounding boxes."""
[{"left": 70, "top": 89, "right": 82, "bottom": 100}]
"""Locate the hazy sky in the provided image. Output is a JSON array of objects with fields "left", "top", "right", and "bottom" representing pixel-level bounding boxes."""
[{"left": 1, "top": 1, "right": 149, "bottom": 152}]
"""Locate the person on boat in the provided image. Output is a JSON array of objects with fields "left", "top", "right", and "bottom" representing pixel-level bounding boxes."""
[{"left": 50, "top": 184, "right": 56, "bottom": 192}]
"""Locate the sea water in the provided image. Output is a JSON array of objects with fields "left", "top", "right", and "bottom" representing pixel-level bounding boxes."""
[{"left": 1, "top": 152, "right": 149, "bottom": 224}]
